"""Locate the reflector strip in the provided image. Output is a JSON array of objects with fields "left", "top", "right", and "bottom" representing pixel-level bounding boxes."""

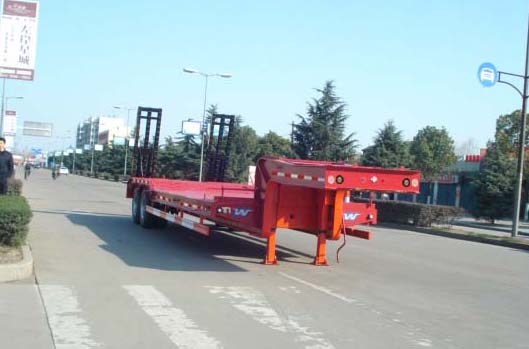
[
  {"left": 271, "top": 171, "right": 324, "bottom": 183},
  {"left": 147, "top": 206, "right": 210, "bottom": 236},
  {"left": 154, "top": 195, "right": 208, "bottom": 212}
]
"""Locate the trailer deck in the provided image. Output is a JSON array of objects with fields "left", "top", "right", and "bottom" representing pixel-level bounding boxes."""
[{"left": 127, "top": 156, "right": 420, "bottom": 266}]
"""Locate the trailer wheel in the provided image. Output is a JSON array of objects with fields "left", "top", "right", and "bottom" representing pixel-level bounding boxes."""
[
  {"left": 132, "top": 187, "right": 141, "bottom": 224},
  {"left": 139, "top": 190, "right": 155, "bottom": 229}
]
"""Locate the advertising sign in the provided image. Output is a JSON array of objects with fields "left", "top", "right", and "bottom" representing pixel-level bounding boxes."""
[
  {"left": 0, "top": 0, "right": 39, "bottom": 80},
  {"left": 94, "top": 144, "right": 103, "bottom": 151},
  {"left": 113, "top": 137, "right": 125, "bottom": 146},
  {"left": 182, "top": 120, "right": 201, "bottom": 136},
  {"left": 4, "top": 134, "right": 14, "bottom": 151},
  {"left": 75, "top": 148, "right": 82, "bottom": 154},
  {"left": 23, "top": 121, "right": 52, "bottom": 137},
  {"left": 2, "top": 110, "right": 16, "bottom": 135}
]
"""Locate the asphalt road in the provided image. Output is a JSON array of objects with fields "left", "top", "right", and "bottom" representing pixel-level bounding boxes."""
[{"left": 2, "top": 169, "right": 529, "bottom": 348}]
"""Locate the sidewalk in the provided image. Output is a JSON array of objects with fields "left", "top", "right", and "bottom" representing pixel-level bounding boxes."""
[
  {"left": 451, "top": 217, "right": 529, "bottom": 239},
  {"left": 379, "top": 217, "right": 529, "bottom": 251}
]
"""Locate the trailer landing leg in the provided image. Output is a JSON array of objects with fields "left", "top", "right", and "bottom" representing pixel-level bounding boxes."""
[
  {"left": 263, "top": 233, "right": 278, "bottom": 265},
  {"left": 313, "top": 233, "right": 328, "bottom": 266}
]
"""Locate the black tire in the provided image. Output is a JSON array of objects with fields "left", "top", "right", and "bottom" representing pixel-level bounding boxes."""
[
  {"left": 139, "top": 190, "right": 155, "bottom": 228},
  {"left": 132, "top": 187, "right": 141, "bottom": 224}
]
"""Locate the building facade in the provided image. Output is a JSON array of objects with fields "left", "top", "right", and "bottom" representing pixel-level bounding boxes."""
[{"left": 76, "top": 117, "right": 128, "bottom": 148}]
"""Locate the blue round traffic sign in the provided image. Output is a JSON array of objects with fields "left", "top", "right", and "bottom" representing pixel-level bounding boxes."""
[{"left": 477, "top": 62, "right": 497, "bottom": 87}]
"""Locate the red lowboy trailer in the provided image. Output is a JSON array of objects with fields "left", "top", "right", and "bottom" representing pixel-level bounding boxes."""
[
  {"left": 127, "top": 156, "right": 420, "bottom": 266},
  {"left": 126, "top": 107, "right": 420, "bottom": 266}
]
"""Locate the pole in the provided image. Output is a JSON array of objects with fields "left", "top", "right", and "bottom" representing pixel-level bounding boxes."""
[
  {"left": 123, "top": 108, "right": 131, "bottom": 177},
  {"left": 72, "top": 149, "right": 76, "bottom": 173},
  {"left": 512, "top": 11, "right": 529, "bottom": 238},
  {"left": 0, "top": 78, "right": 5, "bottom": 136},
  {"left": 198, "top": 74, "right": 209, "bottom": 182},
  {"left": 90, "top": 118, "right": 95, "bottom": 174}
]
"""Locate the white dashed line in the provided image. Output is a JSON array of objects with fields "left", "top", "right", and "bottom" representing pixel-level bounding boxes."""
[
  {"left": 207, "top": 286, "right": 334, "bottom": 349},
  {"left": 279, "top": 272, "right": 357, "bottom": 304},
  {"left": 124, "top": 285, "right": 222, "bottom": 349},
  {"left": 39, "top": 285, "right": 100, "bottom": 348},
  {"left": 278, "top": 273, "right": 436, "bottom": 348}
]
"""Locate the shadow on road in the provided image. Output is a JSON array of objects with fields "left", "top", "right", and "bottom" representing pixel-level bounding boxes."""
[{"left": 63, "top": 211, "right": 301, "bottom": 272}]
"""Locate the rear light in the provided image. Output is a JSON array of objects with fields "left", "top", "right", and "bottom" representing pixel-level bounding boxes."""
[
  {"left": 336, "top": 175, "right": 344, "bottom": 184},
  {"left": 411, "top": 179, "right": 419, "bottom": 187},
  {"left": 402, "top": 178, "right": 410, "bottom": 187}
]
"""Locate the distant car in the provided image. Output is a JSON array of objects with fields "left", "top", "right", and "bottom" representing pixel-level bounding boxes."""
[{"left": 59, "top": 167, "right": 69, "bottom": 175}]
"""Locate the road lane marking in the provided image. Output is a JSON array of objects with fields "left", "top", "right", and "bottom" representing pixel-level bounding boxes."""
[
  {"left": 206, "top": 286, "right": 334, "bottom": 348},
  {"left": 123, "top": 285, "right": 221, "bottom": 349},
  {"left": 278, "top": 273, "right": 436, "bottom": 348},
  {"left": 39, "top": 285, "right": 100, "bottom": 348},
  {"left": 279, "top": 272, "right": 357, "bottom": 304}
]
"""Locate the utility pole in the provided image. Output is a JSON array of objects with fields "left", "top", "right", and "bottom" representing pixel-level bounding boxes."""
[
  {"left": 480, "top": 8, "right": 529, "bottom": 237},
  {"left": 90, "top": 117, "right": 95, "bottom": 174}
]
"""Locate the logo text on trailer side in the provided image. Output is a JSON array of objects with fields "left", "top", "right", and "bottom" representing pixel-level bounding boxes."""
[
  {"left": 233, "top": 208, "right": 252, "bottom": 217},
  {"left": 343, "top": 212, "right": 361, "bottom": 221}
]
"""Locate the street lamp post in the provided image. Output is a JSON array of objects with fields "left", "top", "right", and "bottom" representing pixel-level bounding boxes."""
[
  {"left": 493, "top": 12, "right": 529, "bottom": 237},
  {"left": 113, "top": 106, "right": 134, "bottom": 177},
  {"left": 90, "top": 117, "right": 95, "bottom": 174},
  {"left": 183, "top": 67, "right": 232, "bottom": 182}
]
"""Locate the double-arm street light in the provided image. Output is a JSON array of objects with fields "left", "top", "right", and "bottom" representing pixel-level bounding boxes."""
[
  {"left": 183, "top": 67, "right": 232, "bottom": 182},
  {"left": 113, "top": 105, "right": 135, "bottom": 177}
]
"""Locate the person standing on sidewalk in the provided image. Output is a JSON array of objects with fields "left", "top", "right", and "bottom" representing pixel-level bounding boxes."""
[{"left": 0, "top": 137, "right": 14, "bottom": 195}]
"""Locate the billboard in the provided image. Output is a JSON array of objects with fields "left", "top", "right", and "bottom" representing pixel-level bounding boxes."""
[
  {"left": 182, "top": 120, "right": 201, "bottom": 136},
  {"left": 0, "top": 0, "right": 39, "bottom": 81},
  {"left": 75, "top": 148, "right": 82, "bottom": 154},
  {"left": 23, "top": 121, "right": 52, "bottom": 137},
  {"left": 94, "top": 144, "right": 103, "bottom": 151},
  {"left": 3, "top": 135, "right": 14, "bottom": 151},
  {"left": 2, "top": 110, "right": 16, "bottom": 135},
  {"left": 113, "top": 137, "right": 125, "bottom": 146}
]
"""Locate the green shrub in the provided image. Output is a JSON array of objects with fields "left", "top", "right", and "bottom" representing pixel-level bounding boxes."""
[
  {"left": 113, "top": 174, "right": 120, "bottom": 182},
  {"left": 6, "top": 178, "right": 22, "bottom": 196},
  {"left": 356, "top": 198, "right": 464, "bottom": 227},
  {"left": 103, "top": 173, "right": 111, "bottom": 180},
  {"left": 0, "top": 196, "right": 32, "bottom": 246}
]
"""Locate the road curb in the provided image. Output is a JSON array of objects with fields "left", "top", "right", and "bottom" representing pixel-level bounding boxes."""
[
  {"left": 379, "top": 223, "right": 529, "bottom": 251},
  {"left": 0, "top": 245, "right": 34, "bottom": 282}
]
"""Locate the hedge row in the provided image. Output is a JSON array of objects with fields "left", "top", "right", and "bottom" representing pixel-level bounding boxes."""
[
  {"left": 0, "top": 195, "right": 32, "bottom": 246},
  {"left": 74, "top": 170, "right": 124, "bottom": 182},
  {"left": 357, "top": 198, "right": 464, "bottom": 227},
  {"left": 7, "top": 178, "right": 23, "bottom": 196}
]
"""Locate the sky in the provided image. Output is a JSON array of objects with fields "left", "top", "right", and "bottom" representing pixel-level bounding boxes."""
[{"left": 6, "top": 0, "right": 529, "bottom": 154}]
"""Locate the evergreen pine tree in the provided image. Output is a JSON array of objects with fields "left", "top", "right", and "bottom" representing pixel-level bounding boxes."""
[
  {"left": 293, "top": 81, "right": 357, "bottom": 161},
  {"left": 361, "top": 120, "right": 412, "bottom": 168},
  {"left": 472, "top": 142, "right": 515, "bottom": 222}
]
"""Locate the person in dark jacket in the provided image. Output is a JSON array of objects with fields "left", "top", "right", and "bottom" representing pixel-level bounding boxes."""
[{"left": 0, "top": 137, "right": 14, "bottom": 195}]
